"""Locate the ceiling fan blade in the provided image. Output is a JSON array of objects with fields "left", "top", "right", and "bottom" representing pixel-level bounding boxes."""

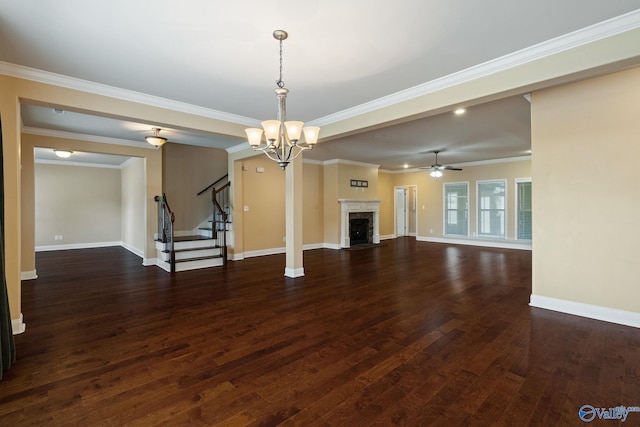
[{"left": 443, "top": 166, "right": 462, "bottom": 171}]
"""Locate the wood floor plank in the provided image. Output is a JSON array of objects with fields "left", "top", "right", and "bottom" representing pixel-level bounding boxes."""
[{"left": 1, "top": 240, "right": 639, "bottom": 425}]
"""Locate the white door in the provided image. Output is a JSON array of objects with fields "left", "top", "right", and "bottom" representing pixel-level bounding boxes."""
[{"left": 396, "top": 188, "right": 407, "bottom": 236}]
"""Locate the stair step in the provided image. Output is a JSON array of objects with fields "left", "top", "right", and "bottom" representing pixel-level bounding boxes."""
[
  {"left": 175, "top": 254, "right": 223, "bottom": 263},
  {"left": 174, "top": 235, "right": 214, "bottom": 242},
  {"left": 163, "top": 246, "right": 220, "bottom": 254},
  {"left": 156, "top": 256, "right": 224, "bottom": 272}
]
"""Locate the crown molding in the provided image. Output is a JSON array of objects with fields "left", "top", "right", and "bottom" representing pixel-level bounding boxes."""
[
  {"left": 226, "top": 142, "right": 251, "bottom": 154},
  {"left": 0, "top": 61, "right": 258, "bottom": 127},
  {"left": 22, "top": 126, "right": 156, "bottom": 149},
  {"left": 302, "top": 158, "right": 324, "bottom": 165},
  {"left": 34, "top": 158, "right": 124, "bottom": 169},
  {"left": 309, "top": 9, "right": 640, "bottom": 127},
  {"left": 323, "top": 159, "right": 380, "bottom": 169},
  {"left": 379, "top": 167, "right": 423, "bottom": 174},
  {"left": 451, "top": 155, "right": 531, "bottom": 167},
  {"left": 379, "top": 155, "right": 531, "bottom": 174}
]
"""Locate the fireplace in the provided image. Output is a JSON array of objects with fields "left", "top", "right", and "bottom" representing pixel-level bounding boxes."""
[
  {"left": 338, "top": 199, "right": 381, "bottom": 248},
  {"left": 349, "top": 217, "right": 370, "bottom": 245}
]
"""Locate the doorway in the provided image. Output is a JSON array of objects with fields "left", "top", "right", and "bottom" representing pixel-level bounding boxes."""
[{"left": 395, "top": 185, "right": 417, "bottom": 238}]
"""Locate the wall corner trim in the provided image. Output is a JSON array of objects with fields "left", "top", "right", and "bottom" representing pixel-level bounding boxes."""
[
  {"left": 529, "top": 294, "right": 640, "bottom": 328},
  {"left": 284, "top": 267, "right": 305, "bottom": 278},
  {"left": 12, "top": 314, "right": 26, "bottom": 335},
  {"left": 20, "top": 270, "right": 38, "bottom": 280}
]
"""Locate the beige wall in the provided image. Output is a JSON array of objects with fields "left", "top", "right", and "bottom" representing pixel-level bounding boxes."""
[
  {"left": 20, "top": 133, "right": 161, "bottom": 266},
  {"left": 3, "top": 73, "right": 240, "bottom": 322},
  {"left": 322, "top": 161, "right": 381, "bottom": 245},
  {"left": 379, "top": 160, "right": 531, "bottom": 240},
  {"left": 322, "top": 162, "right": 339, "bottom": 246},
  {"left": 162, "top": 144, "right": 228, "bottom": 232},
  {"left": 531, "top": 66, "right": 640, "bottom": 313},
  {"left": 377, "top": 172, "right": 395, "bottom": 237},
  {"left": 302, "top": 162, "right": 324, "bottom": 245},
  {"left": 240, "top": 156, "right": 285, "bottom": 252},
  {"left": 35, "top": 163, "right": 121, "bottom": 246},
  {"left": 121, "top": 157, "right": 146, "bottom": 254}
]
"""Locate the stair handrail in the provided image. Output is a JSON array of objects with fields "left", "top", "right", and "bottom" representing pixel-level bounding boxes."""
[
  {"left": 154, "top": 193, "right": 176, "bottom": 273},
  {"left": 197, "top": 174, "right": 229, "bottom": 196},
  {"left": 209, "top": 182, "right": 231, "bottom": 263}
]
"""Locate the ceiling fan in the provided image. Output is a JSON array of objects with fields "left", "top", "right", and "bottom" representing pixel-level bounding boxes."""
[{"left": 420, "top": 150, "right": 462, "bottom": 178}]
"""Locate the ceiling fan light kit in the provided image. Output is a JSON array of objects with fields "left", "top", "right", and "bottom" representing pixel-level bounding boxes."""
[
  {"left": 245, "top": 30, "right": 320, "bottom": 169},
  {"left": 422, "top": 150, "right": 462, "bottom": 179}
]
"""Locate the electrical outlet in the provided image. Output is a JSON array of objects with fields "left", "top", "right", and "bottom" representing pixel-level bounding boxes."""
[{"left": 282, "top": 236, "right": 286, "bottom": 242}]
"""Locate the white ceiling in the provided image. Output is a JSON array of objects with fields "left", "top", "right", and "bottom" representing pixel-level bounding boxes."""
[{"left": 2, "top": 1, "right": 640, "bottom": 169}]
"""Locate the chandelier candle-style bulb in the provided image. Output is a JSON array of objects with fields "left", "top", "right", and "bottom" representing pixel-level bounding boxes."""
[{"left": 245, "top": 29, "right": 320, "bottom": 169}]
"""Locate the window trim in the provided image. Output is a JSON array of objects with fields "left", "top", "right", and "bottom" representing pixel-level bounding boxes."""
[
  {"left": 443, "top": 181, "right": 470, "bottom": 237},
  {"left": 515, "top": 177, "right": 532, "bottom": 241},
  {"left": 476, "top": 179, "right": 507, "bottom": 239}
]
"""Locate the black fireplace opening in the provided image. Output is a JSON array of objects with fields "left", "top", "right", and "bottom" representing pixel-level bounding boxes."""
[{"left": 349, "top": 218, "right": 370, "bottom": 245}]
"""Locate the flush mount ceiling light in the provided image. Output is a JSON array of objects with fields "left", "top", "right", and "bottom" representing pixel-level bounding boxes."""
[
  {"left": 53, "top": 149, "right": 73, "bottom": 158},
  {"left": 244, "top": 30, "right": 320, "bottom": 169},
  {"left": 145, "top": 127, "right": 167, "bottom": 147}
]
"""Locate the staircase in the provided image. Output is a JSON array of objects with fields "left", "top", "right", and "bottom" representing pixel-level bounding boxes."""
[
  {"left": 154, "top": 175, "right": 231, "bottom": 273},
  {"left": 155, "top": 234, "right": 224, "bottom": 272}
]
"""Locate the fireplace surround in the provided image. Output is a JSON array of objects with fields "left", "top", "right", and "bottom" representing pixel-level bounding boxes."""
[{"left": 338, "top": 199, "right": 381, "bottom": 248}]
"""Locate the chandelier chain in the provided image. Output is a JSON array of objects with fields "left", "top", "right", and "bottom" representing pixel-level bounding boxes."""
[{"left": 276, "top": 37, "right": 285, "bottom": 88}]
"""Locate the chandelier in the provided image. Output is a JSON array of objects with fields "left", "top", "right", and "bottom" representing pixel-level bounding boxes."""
[{"left": 245, "top": 30, "right": 320, "bottom": 169}]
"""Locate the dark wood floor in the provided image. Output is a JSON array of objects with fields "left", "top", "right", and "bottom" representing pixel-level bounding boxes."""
[{"left": 1, "top": 238, "right": 639, "bottom": 426}]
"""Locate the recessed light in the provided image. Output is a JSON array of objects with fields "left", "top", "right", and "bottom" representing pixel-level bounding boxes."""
[
  {"left": 404, "top": 164, "right": 409, "bottom": 169},
  {"left": 454, "top": 108, "right": 466, "bottom": 115}
]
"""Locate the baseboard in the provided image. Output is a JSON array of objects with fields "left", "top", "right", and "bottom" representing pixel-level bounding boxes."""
[
  {"left": 12, "top": 314, "right": 25, "bottom": 335},
  {"left": 284, "top": 267, "right": 305, "bottom": 278},
  {"left": 416, "top": 236, "right": 532, "bottom": 251},
  {"left": 35, "top": 241, "right": 122, "bottom": 252},
  {"left": 143, "top": 257, "right": 158, "bottom": 267},
  {"left": 121, "top": 242, "right": 144, "bottom": 258},
  {"left": 303, "top": 243, "right": 325, "bottom": 251},
  {"left": 529, "top": 295, "right": 640, "bottom": 328},
  {"left": 380, "top": 234, "right": 396, "bottom": 240},
  {"left": 323, "top": 243, "right": 342, "bottom": 250},
  {"left": 229, "top": 253, "right": 244, "bottom": 261},
  {"left": 243, "top": 247, "right": 286, "bottom": 258},
  {"left": 21, "top": 270, "right": 38, "bottom": 280}
]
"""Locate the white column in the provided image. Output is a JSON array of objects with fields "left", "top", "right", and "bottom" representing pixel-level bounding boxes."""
[{"left": 284, "top": 155, "right": 304, "bottom": 278}]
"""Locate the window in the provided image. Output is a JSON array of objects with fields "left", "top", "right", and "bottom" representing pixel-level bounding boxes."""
[
  {"left": 444, "top": 183, "right": 469, "bottom": 236},
  {"left": 516, "top": 179, "right": 532, "bottom": 240},
  {"left": 477, "top": 180, "right": 506, "bottom": 238}
]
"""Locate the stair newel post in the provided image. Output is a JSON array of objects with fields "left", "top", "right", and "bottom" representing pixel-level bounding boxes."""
[
  {"left": 169, "top": 211, "right": 175, "bottom": 273},
  {"left": 210, "top": 187, "right": 216, "bottom": 256}
]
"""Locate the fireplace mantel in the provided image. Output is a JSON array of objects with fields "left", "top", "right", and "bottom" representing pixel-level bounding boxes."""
[{"left": 338, "top": 199, "right": 381, "bottom": 248}]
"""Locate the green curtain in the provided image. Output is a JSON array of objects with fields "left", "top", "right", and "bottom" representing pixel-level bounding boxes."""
[{"left": 0, "top": 118, "right": 17, "bottom": 380}]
